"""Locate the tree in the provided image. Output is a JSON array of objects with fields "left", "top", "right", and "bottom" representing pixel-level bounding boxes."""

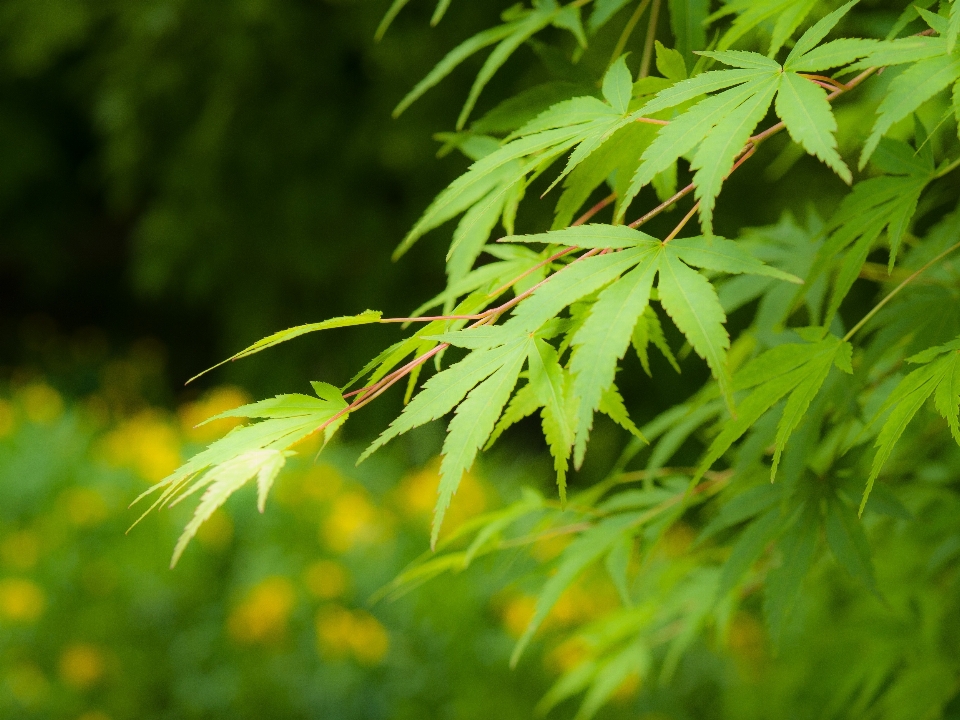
[{"left": 137, "top": 1, "right": 960, "bottom": 716}]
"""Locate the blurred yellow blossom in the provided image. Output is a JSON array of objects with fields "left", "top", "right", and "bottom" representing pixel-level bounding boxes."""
[
  {"left": 530, "top": 532, "right": 573, "bottom": 562},
  {"left": 19, "top": 382, "right": 64, "bottom": 424},
  {"left": 1, "top": 530, "right": 40, "bottom": 570},
  {"left": 195, "top": 509, "right": 234, "bottom": 552},
  {"left": 549, "top": 580, "right": 617, "bottom": 628},
  {"left": 0, "top": 399, "right": 16, "bottom": 437},
  {"left": 303, "top": 559, "right": 348, "bottom": 600},
  {"left": 0, "top": 578, "right": 45, "bottom": 623},
  {"left": 76, "top": 712, "right": 112, "bottom": 720},
  {"left": 395, "top": 458, "right": 488, "bottom": 534},
  {"left": 178, "top": 386, "right": 250, "bottom": 442},
  {"left": 59, "top": 488, "right": 109, "bottom": 527},
  {"left": 350, "top": 611, "right": 390, "bottom": 665},
  {"left": 227, "top": 576, "right": 296, "bottom": 644},
  {"left": 100, "top": 410, "right": 180, "bottom": 482},
  {"left": 315, "top": 605, "right": 389, "bottom": 665},
  {"left": 545, "top": 637, "right": 589, "bottom": 674},
  {"left": 59, "top": 643, "right": 107, "bottom": 690},
  {"left": 322, "top": 490, "right": 381, "bottom": 553},
  {"left": 501, "top": 594, "right": 537, "bottom": 639},
  {"left": 6, "top": 662, "right": 49, "bottom": 706}
]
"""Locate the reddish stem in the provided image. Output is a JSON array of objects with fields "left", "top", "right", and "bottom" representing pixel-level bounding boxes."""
[{"left": 573, "top": 192, "right": 617, "bottom": 226}]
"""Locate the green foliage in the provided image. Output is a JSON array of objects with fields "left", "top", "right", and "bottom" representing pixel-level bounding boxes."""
[{"left": 134, "top": 1, "right": 960, "bottom": 717}]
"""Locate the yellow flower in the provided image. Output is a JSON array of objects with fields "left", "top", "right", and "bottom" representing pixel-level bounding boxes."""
[
  {"left": 100, "top": 411, "right": 181, "bottom": 482},
  {"left": 1, "top": 530, "right": 40, "bottom": 570},
  {"left": 19, "top": 383, "right": 64, "bottom": 424},
  {"left": 59, "top": 644, "right": 107, "bottom": 690},
  {"left": 322, "top": 490, "right": 380, "bottom": 553},
  {"left": 178, "top": 386, "right": 250, "bottom": 443},
  {"left": 315, "top": 605, "right": 354, "bottom": 658},
  {"left": 227, "top": 577, "right": 296, "bottom": 644},
  {"left": 315, "top": 605, "right": 389, "bottom": 665},
  {"left": 501, "top": 594, "right": 537, "bottom": 639},
  {"left": 0, "top": 578, "right": 45, "bottom": 623},
  {"left": 348, "top": 611, "right": 390, "bottom": 666},
  {"left": 5, "top": 662, "right": 49, "bottom": 706},
  {"left": 303, "top": 559, "right": 349, "bottom": 600},
  {"left": 548, "top": 580, "right": 617, "bottom": 627},
  {"left": 0, "top": 399, "right": 17, "bottom": 437},
  {"left": 195, "top": 510, "right": 233, "bottom": 552},
  {"left": 395, "top": 457, "right": 488, "bottom": 536},
  {"left": 545, "top": 637, "right": 589, "bottom": 675},
  {"left": 58, "top": 488, "right": 109, "bottom": 528}
]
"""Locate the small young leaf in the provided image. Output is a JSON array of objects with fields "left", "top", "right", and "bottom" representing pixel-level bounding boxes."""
[
  {"left": 603, "top": 55, "right": 634, "bottom": 114},
  {"left": 655, "top": 41, "right": 688, "bottom": 81}
]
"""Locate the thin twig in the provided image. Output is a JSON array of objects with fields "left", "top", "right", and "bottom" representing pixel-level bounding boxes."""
[
  {"left": 843, "top": 241, "right": 960, "bottom": 341},
  {"left": 629, "top": 182, "right": 695, "bottom": 228},
  {"left": 638, "top": 0, "right": 661, "bottom": 79},
  {"left": 573, "top": 192, "right": 617, "bottom": 226},
  {"left": 487, "top": 245, "right": 574, "bottom": 298},
  {"left": 663, "top": 202, "right": 699, "bottom": 243},
  {"left": 608, "top": 0, "right": 652, "bottom": 70}
]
